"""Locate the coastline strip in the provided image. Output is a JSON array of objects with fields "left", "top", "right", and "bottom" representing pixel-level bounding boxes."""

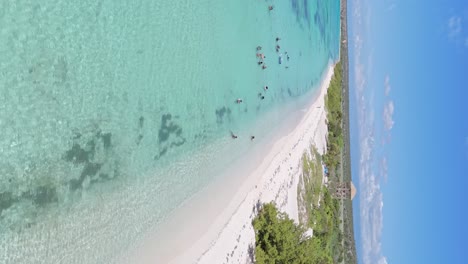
[{"left": 119, "top": 64, "right": 335, "bottom": 264}]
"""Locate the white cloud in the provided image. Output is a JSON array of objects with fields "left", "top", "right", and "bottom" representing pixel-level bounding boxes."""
[
  {"left": 378, "top": 256, "right": 388, "bottom": 264},
  {"left": 383, "top": 101, "right": 394, "bottom": 131},
  {"left": 352, "top": 1, "right": 387, "bottom": 263},
  {"left": 380, "top": 157, "right": 388, "bottom": 182},
  {"left": 446, "top": 14, "right": 468, "bottom": 48},
  {"left": 384, "top": 75, "right": 391, "bottom": 96},
  {"left": 355, "top": 61, "right": 366, "bottom": 93},
  {"left": 448, "top": 15, "right": 462, "bottom": 39},
  {"left": 359, "top": 140, "right": 385, "bottom": 264},
  {"left": 354, "top": 34, "right": 366, "bottom": 94}
]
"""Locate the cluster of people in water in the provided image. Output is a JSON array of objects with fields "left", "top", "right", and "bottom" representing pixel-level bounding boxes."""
[
  {"left": 256, "top": 46, "right": 267, "bottom": 69},
  {"left": 255, "top": 37, "right": 288, "bottom": 69},
  {"left": 230, "top": 4, "right": 293, "bottom": 141},
  {"left": 232, "top": 40, "right": 285, "bottom": 140},
  {"left": 231, "top": 131, "right": 256, "bottom": 141}
]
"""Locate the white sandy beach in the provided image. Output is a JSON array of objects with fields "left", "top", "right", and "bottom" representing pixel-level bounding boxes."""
[{"left": 120, "top": 64, "right": 334, "bottom": 264}]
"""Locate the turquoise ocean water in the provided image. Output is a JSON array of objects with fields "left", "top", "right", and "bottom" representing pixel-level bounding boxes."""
[{"left": 0, "top": 0, "right": 339, "bottom": 262}]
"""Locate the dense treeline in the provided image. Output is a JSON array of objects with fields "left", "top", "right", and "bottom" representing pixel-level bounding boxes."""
[
  {"left": 311, "top": 188, "right": 344, "bottom": 263},
  {"left": 252, "top": 63, "right": 347, "bottom": 263},
  {"left": 338, "top": 1, "right": 359, "bottom": 262},
  {"left": 253, "top": 203, "right": 335, "bottom": 264},
  {"left": 324, "top": 62, "right": 343, "bottom": 169}
]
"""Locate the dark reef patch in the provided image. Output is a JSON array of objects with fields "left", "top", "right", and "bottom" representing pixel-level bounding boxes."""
[
  {"left": 139, "top": 116, "right": 145, "bottom": 128},
  {"left": 98, "top": 173, "right": 110, "bottom": 181},
  {"left": 22, "top": 186, "right": 59, "bottom": 207},
  {"left": 170, "top": 139, "right": 186, "bottom": 148},
  {"left": 101, "top": 133, "right": 112, "bottom": 150},
  {"left": 303, "top": 0, "right": 310, "bottom": 24},
  {"left": 0, "top": 192, "right": 17, "bottom": 216},
  {"left": 154, "top": 113, "right": 187, "bottom": 160},
  {"left": 69, "top": 162, "right": 104, "bottom": 191},
  {"left": 215, "top": 107, "right": 232, "bottom": 124},
  {"left": 158, "top": 114, "right": 181, "bottom": 143},
  {"left": 1, "top": 127, "right": 118, "bottom": 231},
  {"left": 81, "top": 163, "right": 103, "bottom": 178},
  {"left": 157, "top": 147, "right": 168, "bottom": 158},
  {"left": 1, "top": 185, "right": 60, "bottom": 219},
  {"left": 137, "top": 134, "right": 144, "bottom": 145},
  {"left": 73, "top": 132, "right": 82, "bottom": 140},
  {"left": 69, "top": 179, "right": 82, "bottom": 191},
  {"left": 136, "top": 116, "right": 145, "bottom": 145},
  {"left": 290, "top": 0, "right": 311, "bottom": 27},
  {"left": 314, "top": 0, "right": 326, "bottom": 40},
  {"left": 65, "top": 143, "right": 90, "bottom": 164},
  {"left": 64, "top": 128, "right": 115, "bottom": 191},
  {"left": 194, "top": 131, "right": 208, "bottom": 140}
]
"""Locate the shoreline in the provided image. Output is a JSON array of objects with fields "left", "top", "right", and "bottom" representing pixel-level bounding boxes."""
[{"left": 119, "top": 64, "right": 335, "bottom": 264}]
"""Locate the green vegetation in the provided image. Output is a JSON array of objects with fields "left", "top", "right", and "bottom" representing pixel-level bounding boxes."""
[
  {"left": 300, "top": 147, "right": 344, "bottom": 263},
  {"left": 310, "top": 188, "right": 344, "bottom": 263},
  {"left": 342, "top": 199, "right": 357, "bottom": 263},
  {"left": 338, "top": 1, "right": 358, "bottom": 262},
  {"left": 253, "top": 203, "right": 333, "bottom": 264},
  {"left": 323, "top": 62, "right": 343, "bottom": 169},
  {"left": 252, "top": 3, "right": 359, "bottom": 261},
  {"left": 300, "top": 147, "right": 323, "bottom": 208},
  {"left": 251, "top": 147, "right": 344, "bottom": 264},
  {"left": 251, "top": 62, "right": 358, "bottom": 263}
]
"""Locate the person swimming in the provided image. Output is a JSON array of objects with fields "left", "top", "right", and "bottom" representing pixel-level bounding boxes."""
[
  {"left": 262, "top": 64, "right": 267, "bottom": 69},
  {"left": 251, "top": 136, "right": 255, "bottom": 141},
  {"left": 231, "top": 132, "right": 238, "bottom": 139},
  {"left": 236, "top": 98, "right": 243, "bottom": 104},
  {"left": 268, "top": 5, "right": 274, "bottom": 11},
  {"left": 264, "top": 85, "right": 269, "bottom": 91},
  {"left": 256, "top": 46, "right": 262, "bottom": 51},
  {"left": 276, "top": 37, "right": 281, "bottom": 41}
]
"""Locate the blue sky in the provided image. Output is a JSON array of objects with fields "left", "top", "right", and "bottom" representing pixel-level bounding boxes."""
[{"left": 349, "top": 0, "right": 468, "bottom": 263}]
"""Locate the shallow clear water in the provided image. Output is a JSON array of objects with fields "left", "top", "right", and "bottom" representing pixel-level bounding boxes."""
[{"left": 0, "top": 0, "right": 339, "bottom": 262}]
